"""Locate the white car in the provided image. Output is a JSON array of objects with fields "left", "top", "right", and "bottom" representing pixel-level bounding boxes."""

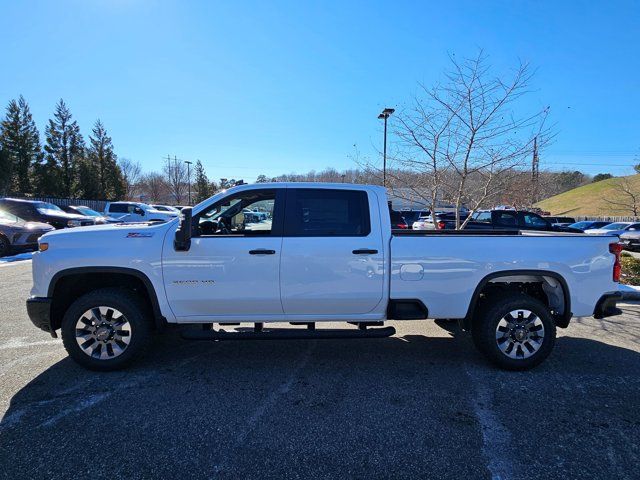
[
  {"left": 103, "top": 202, "right": 179, "bottom": 223},
  {"left": 412, "top": 216, "right": 436, "bottom": 230},
  {"left": 28, "top": 183, "right": 622, "bottom": 372},
  {"left": 152, "top": 205, "right": 181, "bottom": 214},
  {"left": 584, "top": 222, "right": 640, "bottom": 236}
]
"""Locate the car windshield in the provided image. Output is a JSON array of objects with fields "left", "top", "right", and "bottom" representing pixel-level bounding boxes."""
[
  {"left": 0, "top": 209, "right": 21, "bottom": 223},
  {"left": 74, "top": 207, "right": 101, "bottom": 217},
  {"left": 35, "top": 202, "right": 64, "bottom": 213},
  {"left": 602, "top": 223, "right": 628, "bottom": 230}
]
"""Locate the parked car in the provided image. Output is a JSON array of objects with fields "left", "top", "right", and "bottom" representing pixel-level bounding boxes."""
[
  {"left": 0, "top": 209, "right": 54, "bottom": 257},
  {"left": 544, "top": 216, "right": 576, "bottom": 227},
  {"left": 446, "top": 210, "right": 582, "bottom": 232},
  {"left": 151, "top": 204, "right": 181, "bottom": 214},
  {"left": 0, "top": 198, "right": 96, "bottom": 229},
  {"left": 61, "top": 205, "right": 118, "bottom": 224},
  {"left": 584, "top": 222, "right": 640, "bottom": 236},
  {"left": 400, "top": 210, "right": 430, "bottom": 228},
  {"left": 27, "top": 183, "right": 622, "bottom": 372},
  {"left": 413, "top": 212, "right": 470, "bottom": 230},
  {"left": 568, "top": 220, "right": 611, "bottom": 231},
  {"left": 620, "top": 230, "right": 640, "bottom": 251},
  {"left": 389, "top": 209, "right": 408, "bottom": 229},
  {"left": 104, "top": 202, "right": 179, "bottom": 223}
]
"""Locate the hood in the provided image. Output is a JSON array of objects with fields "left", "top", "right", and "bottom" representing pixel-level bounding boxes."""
[
  {"left": 620, "top": 231, "right": 640, "bottom": 239},
  {"left": 41, "top": 217, "right": 178, "bottom": 240},
  {"left": 0, "top": 219, "right": 54, "bottom": 232}
]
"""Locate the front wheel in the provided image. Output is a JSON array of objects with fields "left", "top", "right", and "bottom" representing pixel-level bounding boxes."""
[
  {"left": 61, "top": 288, "right": 152, "bottom": 371},
  {"left": 472, "top": 294, "right": 556, "bottom": 370}
]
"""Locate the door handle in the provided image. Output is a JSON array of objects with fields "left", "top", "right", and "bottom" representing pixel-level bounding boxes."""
[
  {"left": 249, "top": 249, "right": 276, "bottom": 255},
  {"left": 352, "top": 249, "right": 378, "bottom": 255}
]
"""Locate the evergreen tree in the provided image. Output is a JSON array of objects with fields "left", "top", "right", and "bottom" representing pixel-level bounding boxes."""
[
  {"left": 194, "top": 160, "right": 212, "bottom": 202},
  {"left": 0, "top": 148, "right": 11, "bottom": 195},
  {"left": 0, "top": 95, "right": 41, "bottom": 194},
  {"left": 86, "top": 119, "right": 121, "bottom": 199},
  {"left": 40, "top": 100, "right": 84, "bottom": 197}
]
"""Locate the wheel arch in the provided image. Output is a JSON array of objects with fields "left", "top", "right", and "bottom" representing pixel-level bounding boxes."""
[
  {"left": 463, "top": 269, "right": 572, "bottom": 330},
  {"left": 48, "top": 267, "right": 165, "bottom": 332}
]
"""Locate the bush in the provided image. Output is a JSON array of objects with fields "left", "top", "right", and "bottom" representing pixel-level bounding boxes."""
[{"left": 621, "top": 254, "right": 640, "bottom": 285}]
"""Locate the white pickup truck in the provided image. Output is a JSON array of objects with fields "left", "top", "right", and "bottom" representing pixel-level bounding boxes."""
[{"left": 27, "top": 183, "right": 624, "bottom": 371}]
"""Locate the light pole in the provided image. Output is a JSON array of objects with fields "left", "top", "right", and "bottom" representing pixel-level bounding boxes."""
[
  {"left": 377, "top": 108, "right": 395, "bottom": 187},
  {"left": 184, "top": 160, "right": 192, "bottom": 205}
]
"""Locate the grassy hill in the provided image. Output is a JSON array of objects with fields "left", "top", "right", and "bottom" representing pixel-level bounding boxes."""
[{"left": 536, "top": 174, "right": 640, "bottom": 216}]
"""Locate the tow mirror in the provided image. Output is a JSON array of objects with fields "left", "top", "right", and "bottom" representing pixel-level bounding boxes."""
[{"left": 174, "top": 208, "right": 192, "bottom": 251}]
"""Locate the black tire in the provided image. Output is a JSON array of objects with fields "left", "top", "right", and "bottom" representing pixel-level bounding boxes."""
[
  {"left": 471, "top": 293, "right": 556, "bottom": 371},
  {"left": 61, "top": 288, "right": 152, "bottom": 371},
  {"left": 0, "top": 235, "right": 9, "bottom": 257}
]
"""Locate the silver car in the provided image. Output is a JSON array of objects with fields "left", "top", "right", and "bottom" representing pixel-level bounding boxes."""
[
  {"left": 620, "top": 230, "right": 640, "bottom": 251},
  {"left": 0, "top": 209, "right": 54, "bottom": 257}
]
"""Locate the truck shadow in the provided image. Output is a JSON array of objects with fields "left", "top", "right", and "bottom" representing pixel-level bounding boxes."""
[{"left": 1, "top": 330, "right": 640, "bottom": 479}]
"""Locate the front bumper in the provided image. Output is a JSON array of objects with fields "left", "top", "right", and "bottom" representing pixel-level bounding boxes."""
[
  {"left": 26, "top": 297, "right": 56, "bottom": 337},
  {"left": 593, "top": 292, "right": 623, "bottom": 319}
]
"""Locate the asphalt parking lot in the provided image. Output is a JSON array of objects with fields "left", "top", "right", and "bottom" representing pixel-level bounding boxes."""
[{"left": 1, "top": 261, "right": 639, "bottom": 480}]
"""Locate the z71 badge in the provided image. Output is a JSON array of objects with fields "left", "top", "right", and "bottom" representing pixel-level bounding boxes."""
[{"left": 126, "top": 232, "right": 155, "bottom": 238}]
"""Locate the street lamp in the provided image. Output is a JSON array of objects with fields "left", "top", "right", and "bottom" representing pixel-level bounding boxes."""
[
  {"left": 377, "top": 108, "right": 395, "bottom": 187},
  {"left": 184, "top": 160, "right": 193, "bottom": 205}
]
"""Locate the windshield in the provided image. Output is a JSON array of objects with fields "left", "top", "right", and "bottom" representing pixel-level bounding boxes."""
[
  {"left": 35, "top": 202, "right": 64, "bottom": 214},
  {"left": 0, "top": 209, "right": 21, "bottom": 223},
  {"left": 74, "top": 207, "right": 101, "bottom": 217},
  {"left": 602, "top": 223, "right": 628, "bottom": 230}
]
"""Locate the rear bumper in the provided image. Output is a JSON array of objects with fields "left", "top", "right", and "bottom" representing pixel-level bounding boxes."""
[
  {"left": 593, "top": 292, "right": 623, "bottom": 319},
  {"left": 26, "top": 297, "right": 56, "bottom": 337}
]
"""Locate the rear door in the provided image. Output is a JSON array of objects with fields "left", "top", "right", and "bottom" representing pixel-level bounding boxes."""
[{"left": 280, "top": 188, "right": 384, "bottom": 315}]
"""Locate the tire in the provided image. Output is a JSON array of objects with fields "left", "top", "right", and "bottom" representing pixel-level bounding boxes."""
[
  {"left": 0, "top": 235, "right": 9, "bottom": 257},
  {"left": 471, "top": 293, "right": 556, "bottom": 371},
  {"left": 61, "top": 288, "right": 152, "bottom": 371}
]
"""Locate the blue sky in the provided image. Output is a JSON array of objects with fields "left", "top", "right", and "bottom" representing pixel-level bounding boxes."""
[{"left": 1, "top": 0, "right": 639, "bottom": 180}]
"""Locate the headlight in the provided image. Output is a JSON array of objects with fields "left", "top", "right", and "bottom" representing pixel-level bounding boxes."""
[{"left": 67, "top": 219, "right": 81, "bottom": 227}]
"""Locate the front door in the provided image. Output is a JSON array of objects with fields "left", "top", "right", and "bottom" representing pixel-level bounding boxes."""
[
  {"left": 163, "top": 188, "right": 284, "bottom": 319},
  {"left": 280, "top": 188, "right": 385, "bottom": 315}
]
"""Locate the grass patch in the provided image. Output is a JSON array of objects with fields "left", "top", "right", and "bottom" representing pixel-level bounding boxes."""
[
  {"left": 536, "top": 174, "right": 640, "bottom": 216},
  {"left": 621, "top": 253, "right": 640, "bottom": 285}
]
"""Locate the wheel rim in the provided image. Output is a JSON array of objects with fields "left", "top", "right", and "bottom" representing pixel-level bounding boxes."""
[
  {"left": 75, "top": 307, "right": 132, "bottom": 360},
  {"left": 495, "top": 309, "right": 545, "bottom": 360}
]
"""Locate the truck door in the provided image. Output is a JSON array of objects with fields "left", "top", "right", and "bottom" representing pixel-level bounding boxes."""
[
  {"left": 280, "top": 188, "right": 385, "bottom": 315},
  {"left": 162, "top": 188, "right": 284, "bottom": 319}
]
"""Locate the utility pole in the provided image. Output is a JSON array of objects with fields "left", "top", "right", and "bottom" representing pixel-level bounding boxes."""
[
  {"left": 378, "top": 108, "right": 395, "bottom": 188},
  {"left": 185, "top": 160, "right": 193, "bottom": 205},
  {"left": 531, "top": 136, "right": 539, "bottom": 204}
]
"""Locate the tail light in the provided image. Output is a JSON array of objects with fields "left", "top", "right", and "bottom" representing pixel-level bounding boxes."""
[
  {"left": 397, "top": 223, "right": 407, "bottom": 229},
  {"left": 437, "top": 221, "right": 446, "bottom": 230},
  {"left": 610, "top": 242, "right": 623, "bottom": 282}
]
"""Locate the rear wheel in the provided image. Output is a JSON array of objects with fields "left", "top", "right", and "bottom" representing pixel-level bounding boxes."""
[
  {"left": 472, "top": 294, "right": 556, "bottom": 370},
  {"left": 0, "top": 235, "right": 9, "bottom": 257},
  {"left": 61, "top": 288, "right": 152, "bottom": 371}
]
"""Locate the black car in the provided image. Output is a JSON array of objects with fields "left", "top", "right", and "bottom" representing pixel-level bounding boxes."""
[
  {"left": 60, "top": 205, "right": 118, "bottom": 224},
  {"left": 0, "top": 198, "right": 96, "bottom": 229},
  {"left": 443, "top": 209, "right": 583, "bottom": 232},
  {"left": 400, "top": 210, "right": 430, "bottom": 228},
  {"left": 567, "top": 220, "right": 611, "bottom": 231},
  {"left": 389, "top": 210, "right": 409, "bottom": 229}
]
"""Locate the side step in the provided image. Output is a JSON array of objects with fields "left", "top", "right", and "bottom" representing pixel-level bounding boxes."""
[{"left": 181, "top": 326, "right": 396, "bottom": 341}]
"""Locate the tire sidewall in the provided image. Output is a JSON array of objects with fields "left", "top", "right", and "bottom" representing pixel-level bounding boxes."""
[
  {"left": 61, "top": 288, "right": 151, "bottom": 371},
  {"left": 475, "top": 295, "right": 557, "bottom": 370}
]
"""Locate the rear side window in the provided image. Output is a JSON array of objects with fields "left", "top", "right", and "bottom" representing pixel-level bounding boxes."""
[
  {"left": 109, "top": 204, "right": 129, "bottom": 213},
  {"left": 474, "top": 211, "right": 492, "bottom": 223},
  {"left": 495, "top": 212, "right": 518, "bottom": 227},
  {"left": 284, "top": 189, "right": 370, "bottom": 236}
]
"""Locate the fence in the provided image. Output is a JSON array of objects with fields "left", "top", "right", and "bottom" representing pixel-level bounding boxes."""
[
  {"left": 574, "top": 215, "right": 640, "bottom": 223},
  {"left": 11, "top": 196, "right": 107, "bottom": 212}
]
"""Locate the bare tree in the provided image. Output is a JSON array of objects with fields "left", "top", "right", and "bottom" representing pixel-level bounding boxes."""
[
  {"left": 379, "top": 51, "right": 552, "bottom": 228},
  {"left": 163, "top": 156, "right": 188, "bottom": 204},
  {"left": 139, "top": 172, "right": 170, "bottom": 203},
  {"left": 118, "top": 158, "right": 142, "bottom": 200},
  {"left": 604, "top": 177, "right": 640, "bottom": 216}
]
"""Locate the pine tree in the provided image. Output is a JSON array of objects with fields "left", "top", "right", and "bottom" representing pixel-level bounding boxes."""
[
  {"left": 86, "top": 119, "right": 121, "bottom": 199},
  {"left": 0, "top": 148, "right": 11, "bottom": 195},
  {"left": 0, "top": 95, "right": 42, "bottom": 194},
  {"left": 194, "top": 160, "right": 212, "bottom": 203},
  {"left": 40, "top": 100, "right": 85, "bottom": 197}
]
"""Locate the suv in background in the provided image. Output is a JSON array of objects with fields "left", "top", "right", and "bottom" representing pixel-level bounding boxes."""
[
  {"left": 104, "top": 202, "right": 179, "bottom": 223},
  {"left": 0, "top": 198, "right": 96, "bottom": 229}
]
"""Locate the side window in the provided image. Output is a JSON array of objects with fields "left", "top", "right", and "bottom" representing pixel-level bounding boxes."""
[
  {"left": 473, "top": 211, "right": 492, "bottom": 223},
  {"left": 521, "top": 213, "right": 549, "bottom": 228},
  {"left": 196, "top": 189, "right": 277, "bottom": 236},
  {"left": 284, "top": 189, "right": 370, "bottom": 236},
  {"left": 109, "top": 204, "right": 129, "bottom": 213},
  {"left": 495, "top": 212, "right": 518, "bottom": 227}
]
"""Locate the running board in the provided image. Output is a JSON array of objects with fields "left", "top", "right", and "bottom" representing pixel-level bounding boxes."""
[{"left": 181, "top": 326, "right": 396, "bottom": 341}]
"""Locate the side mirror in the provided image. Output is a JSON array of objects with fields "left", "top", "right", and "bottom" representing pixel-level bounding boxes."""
[
  {"left": 134, "top": 207, "right": 144, "bottom": 216},
  {"left": 174, "top": 208, "right": 192, "bottom": 251}
]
